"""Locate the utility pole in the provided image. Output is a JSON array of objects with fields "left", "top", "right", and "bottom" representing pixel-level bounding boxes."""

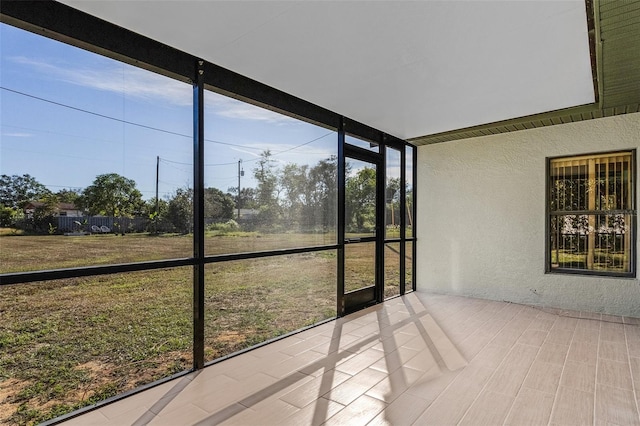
[
  {"left": 155, "top": 155, "right": 159, "bottom": 233},
  {"left": 237, "top": 159, "right": 243, "bottom": 220}
]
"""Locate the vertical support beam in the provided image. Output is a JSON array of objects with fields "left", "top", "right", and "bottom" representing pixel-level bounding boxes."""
[
  {"left": 412, "top": 145, "right": 417, "bottom": 291},
  {"left": 399, "top": 144, "right": 406, "bottom": 295},
  {"left": 376, "top": 133, "right": 386, "bottom": 303},
  {"left": 155, "top": 155, "right": 160, "bottom": 234},
  {"left": 337, "top": 118, "right": 346, "bottom": 317},
  {"left": 193, "top": 60, "right": 205, "bottom": 370}
]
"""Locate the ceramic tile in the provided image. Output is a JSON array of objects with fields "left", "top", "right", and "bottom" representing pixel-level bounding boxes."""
[
  {"left": 412, "top": 379, "right": 481, "bottom": 425},
  {"left": 322, "top": 367, "right": 387, "bottom": 406},
  {"left": 600, "top": 322, "right": 626, "bottom": 342},
  {"left": 630, "top": 357, "right": 640, "bottom": 391},
  {"left": 239, "top": 372, "right": 313, "bottom": 408},
  {"left": 281, "top": 397, "right": 344, "bottom": 426},
  {"left": 572, "top": 327, "right": 600, "bottom": 346},
  {"left": 58, "top": 294, "right": 640, "bottom": 426},
  {"left": 536, "top": 341, "right": 569, "bottom": 365},
  {"left": 255, "top": 336, "right": 305, "bottom": 355},
  {"left": 279, "top": 334, "right": 332, "bottom": 356},
  {"left": 480, "top": 318, "right": 508, "bottom": 335},
  {"left": 581, "top": 311, "right": 602, "bottom": 320},
  {"left": 402, "top": 347, "right": 440, "bottom": 372},
  {"left": 491, "top": 328, "right": 525, "bottom": 347},
  {"left": 368, "top": 346, "right": 419, "bottom": 374},
  {"left": 549, "top": 386, "right": 594, "bottom": 426},
  {"left": 61, "top": 411, "right": 110, "bottom": 426},
  {"left": 323, "top": 394, "right": 386, "bottom": 426},
  {"left": 566, "top": 341, "right": 598, "bottom": 365},
  {"left": 367, "top": 392, "right": 429, "bottom": 426},
  {"left": 146, "top": 403, "right": 210, "bottom": 425},
  {"left": 504, "top": 387, "right": 555, "bottom": 426},
  {"left": 371, "top": 332, "right": 415, "bottom": 353},
  {"left": 626, "top": 324, "right": 640, "bottom": 341},
  {"left": 335, "top": 347, "right": 385, "bottom": 376},
  {"left": 558, "top": 309, "right": 581, "bottom": 318},
  {"left": 418, "top": 314, "right": 467, "bottom": 371},
  {"left": 485, "top": 344, "right": 539, "bottom": 396},
  {"left": 191, "top": 373, "right": 277, "bottom": 414},
  {"left": 264, "top": 348, "right": 325, "bottom": 378},
  {"left": 599, "top": 340, "right": 629, "bottom": 363},
  {"left": 547, "top": 327, "right": 575, "bottom": 345},
  {"left": 597, "top": 359, "right": 633, "bottom": 390},
  {"left": 220, "top": 398, "right": 299, "bottom": 426},
  {"left": 400, "top": 334, "right": 429, "bottom": 352},
  {"left": 459, "top": 391, "right": 514, "bottom": 425},
  {"left": 576, "top": 317, "right": 602, "bottom": 331},
  {"left": 364, "top": 366, "right": 424, "bottom": 403},
  {"left": 404, "top": 366, "right": 457, "bottom": 402},
  {"left": 595, "top": 384, "right": 640, "bottom": 426},
  {"left": 517, "top": 329, "right": 548, "bottom": 347},
  {"left": 560, "top": 361, "right": 596, "bottom": 393},
  {"left": 224, "top": 351, "right": 292, "bottom": 380},
  {"left": 279, "top": 370, "right": 352, "bottom": 409},
  {"left": 624, "top": 316, "right": 640, "bottom": 325},
  {"left": 459, "top": 330, "right": 494, "bottom": 359},
  {"left": 522, "top": 360, "right": 563, "bottom": 394},
  {"left": 554, "top": 316, "right": 578, "bottom": 331},
  {"left": 413, "top": 365, "right": 494, "bottom": 424},
  {"left": 628, "top": 340, "right": 640, "bottom": 358},
  {"left": 310, "top": 334, "right": 361, "bottom": 355},
  {"left": 601, "top": 314, "right": 624, "bottom": 324},
  {"left": 469, "top": 342, "right": 511, "bottom": 369}
]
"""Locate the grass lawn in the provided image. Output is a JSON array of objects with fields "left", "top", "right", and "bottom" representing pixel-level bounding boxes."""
[{"left": 0, "top": 231, "right": 408, "bottom": 425}]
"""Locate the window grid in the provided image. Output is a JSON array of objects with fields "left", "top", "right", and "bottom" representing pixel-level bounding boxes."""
[{"left": 548, "top": 151, "right": 635, "bottom": 276}]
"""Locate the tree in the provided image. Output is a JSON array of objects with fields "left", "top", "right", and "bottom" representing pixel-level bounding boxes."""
[
  {"left": 204, "top": 187, "right": 235, "bottom": 222},
  {"left": 0, "top": 205, "right": 20, "bottom": 228},
  {"left": 254, "top": 150, "right": 278, "bottom": 206},
  {"left": 308, "top": 156, "right": 338, "bottom": 230},
  {"left": 56, "top": 188, "right": 82, "bottom": 205},
  {"left": 166, "top": 188, "right": 192, "bottom": 233},
  {"left": 279, "top": 163, "right": 309, "bottom": 225},
  {"left": 0, "top": 174, "right": 51, "bottom": 209},
  {"left": 79, "top": 173, "right": 144, "bottom": 218},
  {"left": 253, "top": 150, "right": 280, "bottom": 225},
  {"left": 227, "top": 187, "right": 257, "bottom": 211},
  {"left": 386, "top": 177, "right": 401, "bottom": 227},
  {"left": 28, "top": 193, "right": 59, "bottom": 233},
  {"left": 346, "top": 166, "right": 376, "bottom": 233}
]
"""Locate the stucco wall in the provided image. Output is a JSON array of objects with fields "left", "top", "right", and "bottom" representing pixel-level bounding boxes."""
[{"left": 416, "top": 112, "right": 640, "bottom": 317}]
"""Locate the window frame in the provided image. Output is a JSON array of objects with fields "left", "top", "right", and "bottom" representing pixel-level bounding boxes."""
[{"left": 545, "top": 149, "right": 637, "bottom": 278}]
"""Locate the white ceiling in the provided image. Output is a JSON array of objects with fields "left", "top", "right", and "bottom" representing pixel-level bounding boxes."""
[{"left": 60, "top": 0, "right": 595, "bottom": 141}]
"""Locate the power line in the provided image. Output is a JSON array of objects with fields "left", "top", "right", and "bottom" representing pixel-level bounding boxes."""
[
  {"left": 1, "top": 86, "right": 190, "bottom": 140},
  {"left": 2, "top": 87, "right": 336, "bottom": 156}
]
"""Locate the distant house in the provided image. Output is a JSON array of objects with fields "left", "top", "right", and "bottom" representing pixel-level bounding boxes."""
[
  {"left": 238, "top": 208, "right": 259, "bottom": 221},
  {"left": 24, "top": 201, "right": 84, "bottom": 218}
]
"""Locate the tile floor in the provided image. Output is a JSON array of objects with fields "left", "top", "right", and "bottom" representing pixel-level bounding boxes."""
[{"left": 62, "top": 292, "right": 640, "bottom": 425}]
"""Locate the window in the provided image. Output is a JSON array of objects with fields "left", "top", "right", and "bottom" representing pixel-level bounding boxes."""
[{"left": 547, "top": 151, "right": 635, "bottom": 276}]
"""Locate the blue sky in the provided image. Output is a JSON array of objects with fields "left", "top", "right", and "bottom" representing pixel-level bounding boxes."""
[{"left": 0, "top": 23, "right": 337, "bottom": 201}]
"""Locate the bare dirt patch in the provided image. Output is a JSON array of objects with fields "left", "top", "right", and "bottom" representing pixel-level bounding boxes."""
[{"left": 0, "top": 379, "right": 30, "bottom": 425}]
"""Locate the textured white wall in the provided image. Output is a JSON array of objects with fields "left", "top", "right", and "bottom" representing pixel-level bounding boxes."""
[{"left": 416, "top": 112, "right": 640, "bottom": 317}]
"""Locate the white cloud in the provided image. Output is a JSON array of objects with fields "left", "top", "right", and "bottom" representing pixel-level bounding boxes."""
[
  {"left": 10, "top": 56, "right": 192, "bottom": 106},
  {"left": 2, "top": 132, "right": 33, "bottom": 138},
  {"left": 205, "top": 93, "right": 297, "bottom": 124},
  {"left": 10, "top": 55, "right": 297, "bottom": 124}
]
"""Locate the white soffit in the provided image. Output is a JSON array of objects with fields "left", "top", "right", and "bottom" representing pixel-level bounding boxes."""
[{"left": 59, "top": 0, "right": 595, "bottom": 140}]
